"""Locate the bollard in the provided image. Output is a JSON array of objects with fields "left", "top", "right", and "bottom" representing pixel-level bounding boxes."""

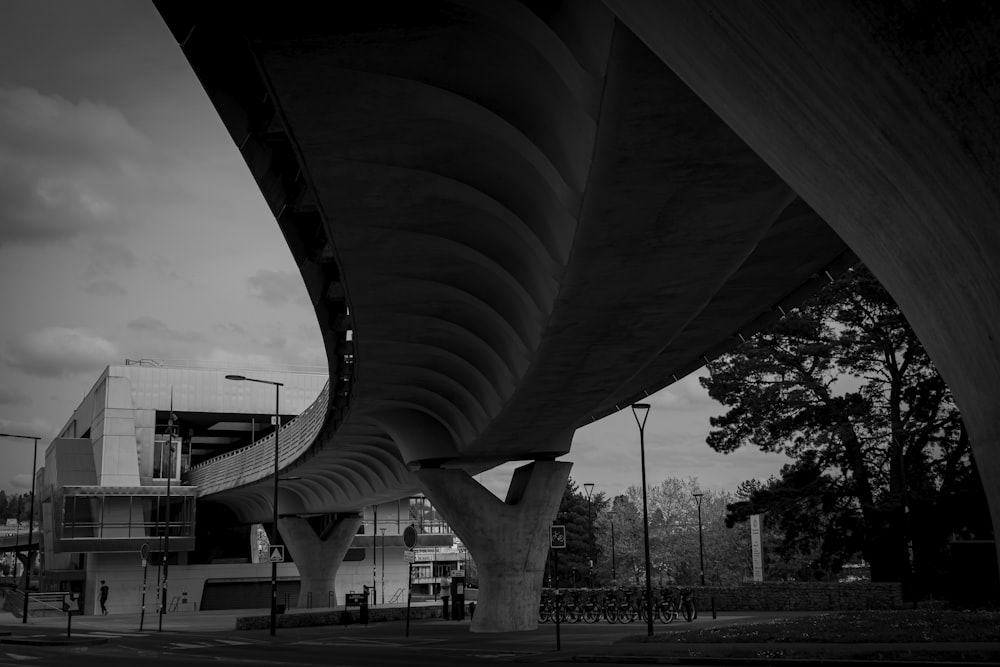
[{"left": 307, "top": 591, "right": 313, "bottom": 609}]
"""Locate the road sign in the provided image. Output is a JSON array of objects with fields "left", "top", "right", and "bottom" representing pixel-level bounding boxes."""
[
  {"left": 403, "top": 550, "right": 415, "bottom": 563},
  {"left": 140, "top": 542, "right": 149, "bottom": 559},
  {"left": 403, "top": 524, "right": 418, "bottom": 549},
  {"left": 269, "top": 545, "right": 285, "bottom": 563},
  {"left": 550, "top": 525, "right": 566, "bottom": 549}
]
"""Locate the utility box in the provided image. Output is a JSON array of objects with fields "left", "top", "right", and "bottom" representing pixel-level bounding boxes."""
[{"left": 450, "top": 573, "right": 465, "bottom": 621}]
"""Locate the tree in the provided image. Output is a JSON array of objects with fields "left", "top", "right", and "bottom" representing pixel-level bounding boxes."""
[
  {"left": 592, "top": 479, "right": 753, "bottom": 587},
  {"left": 702, "top": 265, "right": 992, "bottom": 591},
  {"left": 543, "top": 478, "right": 608, "bottom": 587}
]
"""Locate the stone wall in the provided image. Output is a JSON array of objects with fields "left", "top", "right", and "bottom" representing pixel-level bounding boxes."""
[
  {"left": 235, "top": 601, "right": 445, "bottom": 630},
  {"left": 694, "top": 582, "right": 903, "bottom": 611}
]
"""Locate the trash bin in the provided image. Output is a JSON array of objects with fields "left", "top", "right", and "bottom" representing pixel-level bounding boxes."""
[{"left": 441, "top": 595, "right": 450, "bottom": 619}]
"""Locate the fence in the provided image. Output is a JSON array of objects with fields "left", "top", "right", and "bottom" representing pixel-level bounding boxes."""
[{"left": 3, "top": 590, "right": 74, "bottom": 617}]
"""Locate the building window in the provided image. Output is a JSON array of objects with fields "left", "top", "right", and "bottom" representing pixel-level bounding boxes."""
[{"left": 153, "top": 436, "right": 189, "bottom": 480}]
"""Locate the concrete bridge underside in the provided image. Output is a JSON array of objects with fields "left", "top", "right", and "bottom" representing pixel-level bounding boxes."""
[{"left": 157, "top": 1, "right": 1000, "bottom": 630}]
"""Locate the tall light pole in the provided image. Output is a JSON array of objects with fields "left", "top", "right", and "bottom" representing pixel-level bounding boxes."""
[
  {"left": 610, "top": 518, "right": 616, "bottom": 586},
  {"left": 11, "top": 494, "right": 21, "bottom": 585},
  {"left": 693, "top": 493, "right": 706, "bottom": 586},
  {"left": 380, "top": 527, "right": 386, "bottom": 605},
  {"left": 583, "top": 483, "right": 594, "bottom": 588},
  {"left": 1, "top": 433, "right": 40, "bottom": 625},
  {"left": 158, "top": 408, "right": 177, "bottom": 632},
  {"left": 226, "top": 374, "right": 283, "bottom": 636},
  {"left": 630, "top": 403, "right": 654, "bottom": 638}
]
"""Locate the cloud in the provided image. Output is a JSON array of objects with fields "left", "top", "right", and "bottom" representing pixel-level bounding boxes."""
[
  {"left": 0, "top": 388, "right": 30, "bottom": 407},
  {"left": 126, "top": 316, "right": 205, "bottom": 343},
  {"left": 151, "top": 255, "right": 180, "bottom": 283},
  {"left": 84, "top": 280, "right": 128, "bottom": 297},
  {"left": 0, "top": 86, "right": 155, "bottom": 247},
  {"left": 84, "top": 241, "right": 136, "bottom": 278},
  {"left": 7, "top": 473, "right": 34, "bottom": 492},
  {"left": 201, "top": 347, "right": 277, "bottom": 369},
  {"left": 0, "top": 416, "right": 52, "bottom": 439},
  {"left": 247, "top": 270, "right": 308, "bottom": 307},
  {"left": 214, "top": 322, "right": 247, "bottom": 336},
  {"left": 648, "top": 371, "right": 717, "bottom": 411},
  {"left": 5, "top": 327, "right": 118, "bottom": 378}
]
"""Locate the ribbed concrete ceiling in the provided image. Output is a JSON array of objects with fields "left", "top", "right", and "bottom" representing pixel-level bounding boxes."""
[{"left": 156, "top": 1, "right": 854, "bottom": 520}]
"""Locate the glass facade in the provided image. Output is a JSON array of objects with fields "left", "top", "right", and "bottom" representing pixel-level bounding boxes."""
[{"left": 56, "top": 487, "right": 196, "bottom": 552}]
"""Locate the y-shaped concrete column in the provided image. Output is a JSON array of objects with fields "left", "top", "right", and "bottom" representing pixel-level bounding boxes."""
[
  {"left": 417, "top": 460, "right": 571, "bottom": 632},
  {"left": 278, "top": 514, "right": 362, "bottom": 608}
]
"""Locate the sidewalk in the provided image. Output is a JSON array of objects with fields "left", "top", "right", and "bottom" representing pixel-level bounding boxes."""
[{"left": 565, "top": 640, "right": 1000, "bottom": 666}]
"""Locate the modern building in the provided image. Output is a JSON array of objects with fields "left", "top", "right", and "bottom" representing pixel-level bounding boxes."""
[{"left": 37, "top": 361, "right": 464, "bottom": 615}]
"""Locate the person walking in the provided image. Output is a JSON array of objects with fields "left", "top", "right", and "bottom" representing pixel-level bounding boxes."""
[{"left": 99, "top": 580, "right": 109, "bottom": 615}]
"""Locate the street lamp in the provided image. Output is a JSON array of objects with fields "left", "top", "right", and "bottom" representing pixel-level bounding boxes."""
[
  {"left": 630, "top": 403, "right": 654, "bottom": 638},
  {"left": 1, "top": 432, "right": 40, "bottom": 625},
  {"left": 583, "top": 483, "right": 594, "bottom": 587},
  {"left": 380, "top": 527, "right": 386, "bottom": 605},
  {"left": 226, "top": 374, "right": 284, "bottom": 636},
  {"left": 610, "top": 517, "right": 616, "bottom": 586},
  {"left": 693, "top": 493, "right": 706, "bottom": 586},
  {"left": 158, "top": 409, "right": 178, "bottom": 632},
  {"left": 11, "top": 494, "right": 21, "bottom": 585}
]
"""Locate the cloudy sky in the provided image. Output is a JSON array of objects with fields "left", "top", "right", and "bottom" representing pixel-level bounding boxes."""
[{"left": 0, "top": 1, "right": 792, "bottom": 498}]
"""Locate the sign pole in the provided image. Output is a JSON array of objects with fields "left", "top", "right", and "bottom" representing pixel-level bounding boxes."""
[
  {"left": 549, "top": 525, "right": 565, "bottom": 652},
  {"left": 403, "top": 524, "right": 417, "bottom": 636},
  {"left": 405, "top": 561, "right": 413, "bottom": 637},
  {"left": 554, "top": 548, "right": 561, "bottom": 651},
  {"left": 139, "top": 543, "right": 149, "bottom": 630}
]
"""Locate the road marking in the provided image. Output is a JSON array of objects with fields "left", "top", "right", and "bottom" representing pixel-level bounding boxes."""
[
  {"left": 294, "top": 637, "right": 440, "bottom": 648},
  {"left": 3, "top": 653, "right": 39, "bottom": 661},
  {"left": 171, "top": 642, "right": 214, "bottom": 649},
  {"left": 216, "top": 639, "right": 252, "bottom": 646}
]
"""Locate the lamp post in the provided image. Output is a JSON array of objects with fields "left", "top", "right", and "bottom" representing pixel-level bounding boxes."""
[
  {"left": 610, "top": 518, "right": 616, "bottom": 586},
  {"left": 380, "top": 527, "right": 386, "bottom": 605},
  {"left": 11, "top": 494, "right": 21, "bottom": 585},
  {"left": 226, "top": 374, "right": 283, "bottom": 636},
  {"left": 1, "top": 433, "right": 40, "bottom": 625},
  {"left": 630, "top": 403, "right": 654, "bottom": 638},
  {"left": 693, "top": 493, "right": 706, "bottom": 586},
  {"left": 158, "top": 409, "right": 177, "bottom": 632},
  {"left": 583, "top": 483, "right": 594, "bottom": 587}
]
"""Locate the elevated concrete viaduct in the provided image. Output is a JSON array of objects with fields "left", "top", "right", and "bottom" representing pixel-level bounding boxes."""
[{"left": 156, "top": 1, "right": 1000, "bottom": 631}]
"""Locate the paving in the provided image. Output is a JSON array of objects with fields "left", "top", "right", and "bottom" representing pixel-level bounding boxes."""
[{"left": 0, "top": 606, "right": 997, "bottom": 664}]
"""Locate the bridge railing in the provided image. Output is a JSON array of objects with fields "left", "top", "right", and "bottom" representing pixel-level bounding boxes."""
[{"left": 188, "top": 380, "right": 330, "bottom": 495}]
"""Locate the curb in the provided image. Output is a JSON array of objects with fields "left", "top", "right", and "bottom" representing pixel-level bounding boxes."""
[
  {"left": 1, "top": 635, "right": 109, "bottom": 646},
  {"left": 567, "top": 656, "right": 1000, "bottom": 667}
]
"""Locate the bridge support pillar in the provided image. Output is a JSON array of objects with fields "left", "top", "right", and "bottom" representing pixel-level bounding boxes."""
[
  {"left": 416, "top": 460, "right": 571, "bottom": 633},
  {"left": 278, "top": 513, "right": 362, "bottom": 609}
]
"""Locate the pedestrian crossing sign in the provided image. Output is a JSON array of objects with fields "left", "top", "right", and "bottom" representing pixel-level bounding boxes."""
[{"left": 269, "top": 545, "right": 285, "bottom": 562}]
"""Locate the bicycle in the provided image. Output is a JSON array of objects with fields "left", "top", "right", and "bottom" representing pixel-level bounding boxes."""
[{"left": 677, "top": 587, "right": 696, "bottom": 622}]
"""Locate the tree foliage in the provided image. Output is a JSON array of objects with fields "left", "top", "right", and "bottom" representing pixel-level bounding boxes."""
[
  {"left": 702, "top": 265, "right": 992, "bottom": 590},
  {"left": 543, "top": 478, "right": 608, "bottom": 587},
  {"left": 548, "top": 477, "right": 757, "bottom": 588}
]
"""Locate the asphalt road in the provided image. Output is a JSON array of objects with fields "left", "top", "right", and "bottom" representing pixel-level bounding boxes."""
[{"left": 0, "top": 610, "right": 787, "bottom": 666}]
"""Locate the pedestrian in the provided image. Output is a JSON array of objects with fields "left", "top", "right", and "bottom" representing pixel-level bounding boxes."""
[{"left": 99, "top": 580, "right": 109, "bottom": 615}]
